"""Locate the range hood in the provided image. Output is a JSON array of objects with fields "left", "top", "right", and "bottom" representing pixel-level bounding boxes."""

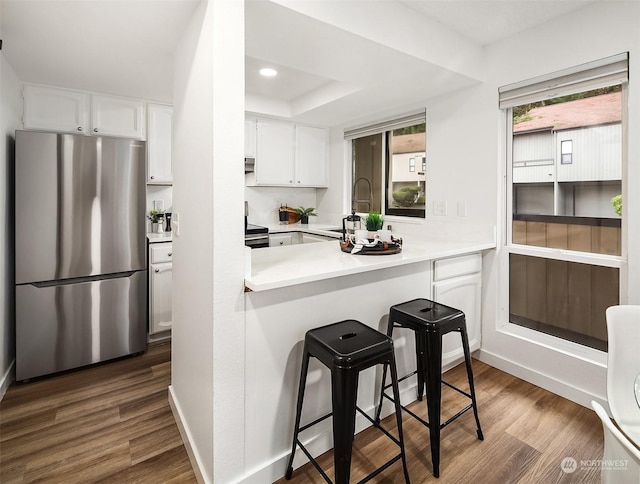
[{"left": 245, "top": 157, "right": 255, "bottom": 173}]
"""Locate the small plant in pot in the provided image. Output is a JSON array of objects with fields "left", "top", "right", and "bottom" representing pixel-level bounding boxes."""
[
  {"left": 294, "top": 206, "right": 317, "bottom": 224},
  {"left": 148, "top": 209, "right": 165, "bottom": 233},
  {"left": 365, "top": 211, "right": 384, "bottom": 236}
]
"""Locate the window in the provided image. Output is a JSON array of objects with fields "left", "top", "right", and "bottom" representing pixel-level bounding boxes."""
[
  {"left": 500, "top": 53, "right": 627, "bottom": 351},
  {"left": 561, "top": 140, "right": 573, "bottom": 164},
  {"left": 346, "top": 112, "right": 426, "bottom": 218}
]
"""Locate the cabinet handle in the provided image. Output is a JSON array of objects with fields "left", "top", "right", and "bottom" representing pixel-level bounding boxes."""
[
  {"left": 297, "top": 180, "right": 301, "bottom": 183},
  {"left": 93, "top": 128, "right": 98, "bottom": 133},
  {"left": 289, "top": 180, "right": 293, "bottom": 184},
  {"left": 168, "top": 252, "right": 172, "bottom": 256},
  {"left": 150, "top": 176, "right": 155, "bottom": 180},
  {"left": 154, "top": 268, "right": 160, "bottom": 273},
  {"left": 77, "top": 127, "right": 83, "bottom": 132}
]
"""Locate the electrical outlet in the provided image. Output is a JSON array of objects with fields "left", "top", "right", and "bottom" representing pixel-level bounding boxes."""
[
  {"left": 434, "top": 201, "right": 447, "bottom": 216},
  {"left": 457, "top": 202, "right": 467, "bottom": 217},
  {"left": 153, "top": 199, "right": 164, "bottom": 211}
]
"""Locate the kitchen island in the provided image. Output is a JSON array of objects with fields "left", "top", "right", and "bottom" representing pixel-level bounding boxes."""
[{"left": 242, "top": 229, "right": 495, "bottom": 482}]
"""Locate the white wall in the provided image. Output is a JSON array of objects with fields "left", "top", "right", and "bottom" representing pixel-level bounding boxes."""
[
  {"left": 170, "top": 0, "right": 245, "bottom": 482},
  {"left": 478, "top": 0, "right": 640, "bottom": 408},
  {"left": 0, "top": 27, "right": 23, "bottom": 398},
  {"left": 318, "top": 1, "right": 640, "bottom": 410}
]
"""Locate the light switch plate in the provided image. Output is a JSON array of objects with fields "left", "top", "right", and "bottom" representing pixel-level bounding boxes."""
[{"left": 434, "top": 201, "right": 447, "bottom": 216}]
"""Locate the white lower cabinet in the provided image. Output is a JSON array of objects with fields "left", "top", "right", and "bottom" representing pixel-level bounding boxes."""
[
  {"left": 150, "top": 242, "right": 172, "bottom": 335},
  {"left": 269, "top": 233, "right": 293, "bottom": 247},
  {"left": 432, "top": 253, "right": 482, "bottom": 367}
]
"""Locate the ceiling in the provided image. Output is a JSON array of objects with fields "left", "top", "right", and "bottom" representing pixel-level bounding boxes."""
[
  {"left": 1, "top": 0, "right": 599, "bottom": 125},
  {"left": 398, "top": 0, "right": 599, "bottom": 46}
]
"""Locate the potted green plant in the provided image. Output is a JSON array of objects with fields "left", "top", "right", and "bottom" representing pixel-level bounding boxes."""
[
  {"left": 365, "top": 211, "right": 384, "bottom": 236},
  {"left": 294, "top": 206, "right": 317, "bottom": 224},
  {"left": 611, "top": 194, "right": 622, "bottom": 216},
  {"left": 148, "top": 209, "right": 165, "bottom": 233}
]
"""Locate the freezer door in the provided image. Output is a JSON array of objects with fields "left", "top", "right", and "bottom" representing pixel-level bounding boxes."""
[
  {"left": 16, "top": 271, "right": 147, "bottom": 381},
  {"left": 15, "top": 131, "right": 146, "bottom": 284}
]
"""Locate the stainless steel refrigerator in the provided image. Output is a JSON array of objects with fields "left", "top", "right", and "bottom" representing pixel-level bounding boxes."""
[{"left": 15, "top": 130, "right": 147, "bottom": 381}]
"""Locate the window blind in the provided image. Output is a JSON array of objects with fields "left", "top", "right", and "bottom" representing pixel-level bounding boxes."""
[
  {"left": 344, "top": 110, "right": 426, "bottom": 140},
  {"left": 499, "top": 52, "right": 628, "bottom": 109}
]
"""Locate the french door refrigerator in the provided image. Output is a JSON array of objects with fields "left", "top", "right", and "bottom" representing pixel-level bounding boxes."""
[{"left": 15, "top": 130, "right": 147, "bottom": 381}]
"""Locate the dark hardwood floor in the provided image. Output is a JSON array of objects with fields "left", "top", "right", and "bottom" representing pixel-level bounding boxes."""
[
  {"left": 275, "top": 360, "right": 604, "bottom": 484},
  {"left": 1, "top": 343, "right": 604, "bottom": 484},
  {"left": 0, "top": 342, "right": 196, "bottom": 483}
]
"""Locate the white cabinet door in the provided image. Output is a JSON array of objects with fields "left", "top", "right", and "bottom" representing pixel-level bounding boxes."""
[
  {"left": 295, "top": 125, "right": 328, "bottom": 187},
  {"left": 91, "top": 94, "right": 146, "bottom": 139},
  {"left": 23, "top": 85, "right": 89, "bottom": 134},
  {"left": 270, "top": 234, "right": 294, "bottom": 247},
  {"left": 433, "top": 272, "right": 482, "bottom": 367},
  {"left": 150, "top": 261, "right": 172, "bottom": 334},
  {"left": 255, "top": 119, "right": 295, "bottom": 185},
  {"left": 147, "top": 104, "right": 173, "bottom": 184},
  {"left": 245, "top": 117, "right": 257, "bottom": 159}
]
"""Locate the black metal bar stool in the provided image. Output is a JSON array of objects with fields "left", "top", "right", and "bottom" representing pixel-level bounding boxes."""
[
  {"left": 285, "top": 319, "right": 411, "bottom": 484},
  {"left": 374, "top": 298, "right": 483, "bottom": 478}
]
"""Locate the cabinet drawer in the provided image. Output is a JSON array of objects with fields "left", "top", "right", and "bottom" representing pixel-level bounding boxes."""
[
  {"left": 150, "top": 244, "right": 173, "bottom": 263},
  {"left": 434, "top": 253, "right": 481, "bottom": 281}
]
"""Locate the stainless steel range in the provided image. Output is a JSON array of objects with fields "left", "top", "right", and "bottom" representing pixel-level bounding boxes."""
[{"left": 245, "top": 223, "right": 269, "bottom": 249}]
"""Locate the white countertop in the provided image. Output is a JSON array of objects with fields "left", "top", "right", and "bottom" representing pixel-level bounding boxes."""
[
  {"left": 147, "top": 232, "right": 173, "bottom": 243},
  {"left": 245, "top": 231, "right": 495, "bottom": 292}
]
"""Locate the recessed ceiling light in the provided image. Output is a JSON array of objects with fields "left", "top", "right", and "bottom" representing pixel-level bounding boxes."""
[{"left": 259, "top": 68, "right": 278, "bottom": 77}]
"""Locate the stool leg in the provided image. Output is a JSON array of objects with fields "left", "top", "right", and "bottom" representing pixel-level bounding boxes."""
[
  {"left": 424, "top": 331, "right": 442, "bottom": 478},
  {"left": 375, "top": 316, "right": 396, "bottom": 424},
  {"left": 460, "top": 326, "right": 484, "bottom": 441},
  {"left": 415, "top": 331, "right": 426, "bottom": 401},
  {"left": 285, "top": 349, "right": 311, "bottom": 480},
  {"left": 331, "top": 367, "right": 358, "bottom": 484},
  {"left": 389, "top": 355, "right": 411, "bottom": 484},
  {"left": 374, "top": 362, "right": 388, "bottom": 424}
]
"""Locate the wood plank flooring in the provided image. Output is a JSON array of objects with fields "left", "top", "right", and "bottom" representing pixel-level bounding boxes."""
[
  {"left": 275, "top": 360, "right": 604, "bottom": 484},
  {"left": 0, "top": 342, "right": 197, "bottom": 483},
  {"left": 1, "top": 344, "right": 604, "bottom": 484}
]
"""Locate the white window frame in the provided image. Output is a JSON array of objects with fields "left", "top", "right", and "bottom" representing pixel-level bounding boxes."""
[
  {"left": 344, "top": 110, "right": 426, "bottom": 221},
  {"left": 498, "top": 54, "right": 628, "bottom": 361}
]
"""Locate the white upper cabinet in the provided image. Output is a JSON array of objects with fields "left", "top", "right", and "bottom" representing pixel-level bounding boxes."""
[
  {"left": 91, "top": 94, "right": 146, "bottom": 140},
  {"left": 295, "top": 125, "right": 328, "bottom": 187},
  {"left": 252, "top": 117, "right": 328, "bottom": 187},
  {"left": 255, "top": 119, "right": 295, "bottom": 186},
  {"left": 23, "top": 84, "right": 146, "bottom": 140},
  {"left": 245, "top": 117, "right": 257, "bottom": 159},
  {"left": 23, "top": 85, "right": 89, "bottom": 134},
  {"left": 147, "top": 104, "right": 173, "bottom": 184}
]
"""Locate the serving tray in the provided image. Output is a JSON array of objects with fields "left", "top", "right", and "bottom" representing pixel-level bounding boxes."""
[{"left": 339, "top": 238, "right": 402, "bottom": 255}]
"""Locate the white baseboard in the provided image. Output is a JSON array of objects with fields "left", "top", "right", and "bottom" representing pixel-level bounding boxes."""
[
  {"left": 168, "top": 385, "right": 209, "bottom": 484},
  {"left": 477, "top": 349, "right": 606, "bottom": 409},
  {"left": 0, "top": 359, "right": 15, "bottom": 401},
  {"left": 233, "top": 380, "right": 424, "bottom": 484}
]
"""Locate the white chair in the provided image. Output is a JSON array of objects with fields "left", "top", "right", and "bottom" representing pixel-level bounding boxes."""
[
  {"left": 592, "top": 400, "right": 640, "bottom": 484},
  {"left": 606, "top": 305, "right": 640, "bottom": 444}
]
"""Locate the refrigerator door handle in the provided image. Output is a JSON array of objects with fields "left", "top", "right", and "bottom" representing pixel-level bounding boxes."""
[{"left": 29, "top": 271, "right": 140, "bottom": 288}]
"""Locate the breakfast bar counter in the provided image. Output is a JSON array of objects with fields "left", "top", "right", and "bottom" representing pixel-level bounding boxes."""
[
  {"left": 241, "top": 227, "right": 495, "bottom": 482},
  {"left": 244, "top": 233, "right": 495, "bottom": 291}
]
